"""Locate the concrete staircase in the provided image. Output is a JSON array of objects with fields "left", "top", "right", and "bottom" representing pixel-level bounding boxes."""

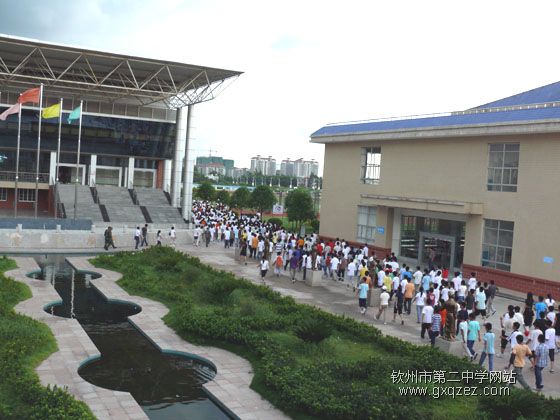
[
  {"left": 134, "top": 187, "right": 186, "bottom": 225},
  {"left": 96, "top": 185, "right": 145, "bottom": 223},
  {"left": 57, "top": 184, "right": 102, "bottom": 221}
]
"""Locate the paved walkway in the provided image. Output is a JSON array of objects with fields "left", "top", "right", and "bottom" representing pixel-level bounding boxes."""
[
  {"left": 8, "top": 256, "right": 287, "bottom": 420},
  {"left": 180, "top": 241, "right": 560, "bottom": 398}
]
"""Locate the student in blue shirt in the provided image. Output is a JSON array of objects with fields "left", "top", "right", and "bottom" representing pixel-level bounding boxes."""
[
  {"left": 535, "top": 296, "right": 547, "bottom": 319},
  {"left": 357, "top": 277, "right": 369, "bottom": 315},
  {"left": 422, "top": 269, "right": 431, "bottom": 292},
  {"left": 467, "top": 313, "right": 481, "bottom": 361},
  {"left": 478, "top": 322, "right": 495, "bottom": 371}
]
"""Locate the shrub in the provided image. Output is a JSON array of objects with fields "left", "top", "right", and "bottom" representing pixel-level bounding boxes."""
[
  {"left": 294, "top": 318, "right": 332, "bottom": 344},
  {"left": 266, "top": 217, "right": 283, "bottom": 227},
  {"left": 310, "top": 218, "right": 320, "bottom": 233}
]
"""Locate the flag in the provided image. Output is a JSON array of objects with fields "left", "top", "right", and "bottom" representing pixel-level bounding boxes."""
[
  {"left": 17, "top": 87, "right": 40, "bottom": 104},
  {"left": 0, "top": 103, "right": 21, "bottom": 121},
  {"left": 68, "top": 106, "right": 81, "bottom": 123},
  {"left": 42, "top": 103, "right": 61, "bottom": 119}
]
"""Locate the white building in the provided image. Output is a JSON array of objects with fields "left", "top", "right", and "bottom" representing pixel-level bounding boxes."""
[{"left": 250, "top": 155, "right": 276, "bottom": 175}]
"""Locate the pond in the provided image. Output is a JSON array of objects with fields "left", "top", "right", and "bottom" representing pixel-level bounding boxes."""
[{"left": 31, "top": 255, "right": 230, "bottom": 420}]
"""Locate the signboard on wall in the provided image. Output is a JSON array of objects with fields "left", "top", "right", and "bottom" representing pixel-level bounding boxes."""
[
  {"left": 377, "top": 226, "right": 385, "bottom": 234},
  {"left": 272, "top": 204, "right": 284, "bottom": 215}
]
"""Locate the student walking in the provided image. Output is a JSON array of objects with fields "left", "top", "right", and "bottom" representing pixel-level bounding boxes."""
[
  {"left": 156, "top": 230, "right": 162, "bottom": 246},
  {"left": 274, "top": 252, "right": 283, "bottom": 277},
  {"left": 258, "top": 257, "right": 269, "bottom": 284},
  {"left": 505, "top": 334, "right": 533, "bottom": 391},
  {"left": 140, "top": 224, "right": 149, "bottom": 247},
  {"left": 421, "top": 303, "right": 434, "bottom": 339},
  {"left": 429, "top": 306, "right": 442, "bottom": 346},
  {"left": 479, "top": 323, "right": 495, "bottom": 370},
  {"left": 467, "top": 313, "right": 481, "bottom": 361},
  {"left": 169, "top": 226, "right": 177, "bottom": 247},
  {"left": 376, "top": 286, "right": 390, "bottom": 324},
  {"left": 103, "top": 226, "right": 116, "bottom": 250},
  {"left": 357, "top": 277, "right": 369, "bottom": 315},
  {"left": 534, "top": 334, "right": 548, "bottom": 391},
  {"left": 414, "top": 287, "right": 425, "bottom": 323},
  {"left": 134, "top": 226, "right": 141, "bottom": 249}
]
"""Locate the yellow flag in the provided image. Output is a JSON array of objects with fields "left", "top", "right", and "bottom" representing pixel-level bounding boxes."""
[{"left": 42, "top": 103, "right": 61, "bottom": 119}]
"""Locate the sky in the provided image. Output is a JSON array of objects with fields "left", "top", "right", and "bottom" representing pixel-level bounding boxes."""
[{"left": 2, "top": 0, "right": 560, "bottom": 174}]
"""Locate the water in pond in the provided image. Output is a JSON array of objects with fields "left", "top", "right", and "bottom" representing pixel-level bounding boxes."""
[{"left": 33, "top": 255, "right": 230, "bottom": 420}]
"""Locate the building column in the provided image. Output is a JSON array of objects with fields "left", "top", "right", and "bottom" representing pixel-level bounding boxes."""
[
  {"left": 163, "top": 159, "right": 172, "bottom": 192},
  {"left": 463, "top": 215, "right": 484, "bottom": 266},
  {"left": 127, "top": 157, "right": 135, "bottom": 189},
  {"left": 181, "top": 104, "right": 194, "bottom": 222},
  {"left": 89, "top": 154, "right": 97, "bottom": 186},
  {"left": 49, "top": 151, "right": 57, "bottom": 185},
  {"left": 170, "top": 107, "right": 187, "bottom": 207}
]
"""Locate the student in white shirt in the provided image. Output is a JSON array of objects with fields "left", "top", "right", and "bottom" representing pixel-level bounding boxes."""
[
  {"left": 421, "top": 304, "right": 434, "bottom": 339},
  {"left": 346, "top": 260, "right": 357, "bottom": 290},
  {"left": 414, "top": 288, "right": 426, "bottom": 323},
  {"left": 376, "top": 287, "right": 390, "bottom": 324},
  {"left": 413, "top": 267, "right": 423, "bottom": 290},
  {"left": 545, "top": 320, "right": 556, "bottom": 373},
  {"left": 452, "top": 272, "right": 462, "bottom": 291},
  {"left": 258, "top": 257, "right": 269, "bottom": 283},
  {"left": 468, "top": 272, "right": 477, "bottom": 292}
]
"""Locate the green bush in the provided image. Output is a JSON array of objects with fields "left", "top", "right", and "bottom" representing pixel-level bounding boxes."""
[
  {"left": 294, "top": 318, "right": 332, "bottom": 344},
  {"left": 266, "top": 217, "right": 283, "bottom": 227},
  {"left": 310, "top": 218, "right": 320, "bottom": 232}
]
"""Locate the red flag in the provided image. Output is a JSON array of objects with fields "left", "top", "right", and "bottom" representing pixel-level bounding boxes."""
[
  {"left": 17, "top": 87, "right": 40, "bottom": 104},
  {"left": 0, "top": 103, "right": 21, "bottom": 121}
]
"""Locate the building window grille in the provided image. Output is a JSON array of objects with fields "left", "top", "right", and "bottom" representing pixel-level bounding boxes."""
[
  {"left": 487, "top": 143, "right": 519, "bottom": 192},
  {"left": 482, "top": 219, "right": 514, "bottom": 271},
  {"left": 360, "top": 147, "right": 381, "bottom": 184},
  {"left": 18, "top": 188, "right": 35, "bottom": 202},
  {"left": 356, "top": 206, "right": 376, "bottom": 243},
  {"left": 0, "top": 188, "right": 6, "bottom": 201}
]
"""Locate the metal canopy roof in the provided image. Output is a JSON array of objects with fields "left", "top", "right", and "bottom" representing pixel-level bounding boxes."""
[{"left": 0, "top": 34, "right": 242, "bottom": 109}]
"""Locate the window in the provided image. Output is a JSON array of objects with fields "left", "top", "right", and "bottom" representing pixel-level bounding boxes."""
[
  {"left": 18, "top": 188, "right": 35, "bottom": 202},
  {"left": 356, "top": 206, "right": 376, "bottom": 243},
  {"left": 0, "top": 188, "right": 6, "bottom": 201},
  {"left": 360, "top": 147, "right": 381, "bottom": 184},
  {"left": 482, "top": 219, "right": 514, "bottom": 271},
  {"left": 487, "top": 143, "right": 519, "bottom": 192}
]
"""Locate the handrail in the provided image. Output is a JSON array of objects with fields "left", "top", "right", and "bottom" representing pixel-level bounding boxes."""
[{"left": 0, "top": 171, "right": 49, "bottom": 183}]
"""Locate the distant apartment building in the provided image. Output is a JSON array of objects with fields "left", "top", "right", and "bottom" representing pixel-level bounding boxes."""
[
  {"left": 231, "top": 167, "right": 248, "bottom": 178},
  {"left": 280, "top": 158, "right": 319, "bottom": 178},
  {"left": 250, "top": 155, "right": 276, "bottom": 175}
]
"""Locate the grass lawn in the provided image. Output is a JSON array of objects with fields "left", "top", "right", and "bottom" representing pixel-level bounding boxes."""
[
  {"left": 0, "top": 257, "right": 94, "bottom": 419},
  {"left": 92, "top": 247, "right": 559, "bottom": 419}
]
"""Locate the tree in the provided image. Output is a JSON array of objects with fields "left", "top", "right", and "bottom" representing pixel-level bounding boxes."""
[
  {"left": 195, "top": 181, "right": 216, "bottom": 201},
  {"left": 250, "top": 185, "right": 276, "bottom": 215},
  {"left": 230, "top": 187, "right": 251, "bottom": 209},
  {"left": 285, "top": 188, "right": 315, "bottom": 232},
  {"left": 216, "top": 189, "right": 230, "bottom": 205}
]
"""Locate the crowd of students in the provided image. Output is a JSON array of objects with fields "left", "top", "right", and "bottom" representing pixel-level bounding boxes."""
[{"left": 191, "top": 200, "right": 560, "bottom": 392}]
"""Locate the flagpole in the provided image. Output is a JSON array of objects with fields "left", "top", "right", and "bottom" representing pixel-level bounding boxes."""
[
  {"left": 14, "top": 95, "right": 22, "bottom": 218},
  {"left": 73, "top": 100, "right": 83, "bottom": 220},
  {"left": 34, "top": 83, "right": 44, "bottom": 218},
  {"left": 54, "top": 98, "right": 63, "bottom": 219}
]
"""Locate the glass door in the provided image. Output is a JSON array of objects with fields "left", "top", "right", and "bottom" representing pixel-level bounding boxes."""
[{"left": 419, "top": 233, "right": 455, "bottom": 271}]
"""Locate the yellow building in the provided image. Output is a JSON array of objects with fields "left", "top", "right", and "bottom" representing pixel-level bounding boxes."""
[{"left": 311, "top": 82, "right": 560, "bottom": 296}]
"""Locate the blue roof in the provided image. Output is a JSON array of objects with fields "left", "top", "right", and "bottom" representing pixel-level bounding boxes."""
[
  {"left": 311, "top": 106, "right": 560, "bottom": 138},
  {"left": 474, "top": 81, "right": 560, "bottom": 109}
]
